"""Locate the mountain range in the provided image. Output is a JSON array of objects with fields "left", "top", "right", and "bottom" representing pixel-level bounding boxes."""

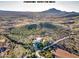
[{"left": 0, "top": 8, "right": 79, "bottom": 18}]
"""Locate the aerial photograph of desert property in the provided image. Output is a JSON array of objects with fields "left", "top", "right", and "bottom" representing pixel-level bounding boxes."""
[{"left": 0, "top": 1, "right": 79, "bottom": 58}]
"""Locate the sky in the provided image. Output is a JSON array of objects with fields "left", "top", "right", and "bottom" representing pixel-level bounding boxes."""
[{"left": 0, "top": 1, "right": 79, "bottom": 12}]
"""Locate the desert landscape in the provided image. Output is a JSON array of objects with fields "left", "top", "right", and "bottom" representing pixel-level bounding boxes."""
[{"left": 0, "top": 8, "right": 79, "bottom": 58}]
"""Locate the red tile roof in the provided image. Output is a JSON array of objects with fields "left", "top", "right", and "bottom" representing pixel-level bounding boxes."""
[{"left": 52, "top": 48, "right": 79, "bottom": 58}]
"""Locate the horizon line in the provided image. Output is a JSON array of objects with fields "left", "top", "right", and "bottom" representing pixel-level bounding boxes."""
[{"left": 0, "top": 8, "right": 78, "bottom": 13}]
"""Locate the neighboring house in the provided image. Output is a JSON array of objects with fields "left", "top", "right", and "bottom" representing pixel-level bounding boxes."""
[
  {"left": 52, "top": 48, "right": 79, "bottom": 58},
  {"left": 0, "top": 37, "right": 7, "bottom": 53},
  {"left": 0, "top": 35, "right": 11, "bottom": 53}
]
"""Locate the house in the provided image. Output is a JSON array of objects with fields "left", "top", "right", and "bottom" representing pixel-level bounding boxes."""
[
  {"left": 33, "top": 35, "right": 43, "bottom": 50},
  {"left": 52, "top": 48, "right": 79, "bottom": 58}
]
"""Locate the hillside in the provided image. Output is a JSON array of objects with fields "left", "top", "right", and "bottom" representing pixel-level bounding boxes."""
[{"left": 0, "top": 8, "right": 79, "bottom": 18}]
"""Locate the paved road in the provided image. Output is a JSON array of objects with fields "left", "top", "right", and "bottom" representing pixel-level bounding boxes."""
[
  {"left": 35, "top": 50, "right": 44, "bottom": 58},
  {"left": 43, "top": 36, "right": 69, "bottom": 50}
]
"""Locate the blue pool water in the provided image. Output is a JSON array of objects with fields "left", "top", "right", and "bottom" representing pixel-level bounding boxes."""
[{"left": 0, "top": 47, "right": 6, "bottom": 53}]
